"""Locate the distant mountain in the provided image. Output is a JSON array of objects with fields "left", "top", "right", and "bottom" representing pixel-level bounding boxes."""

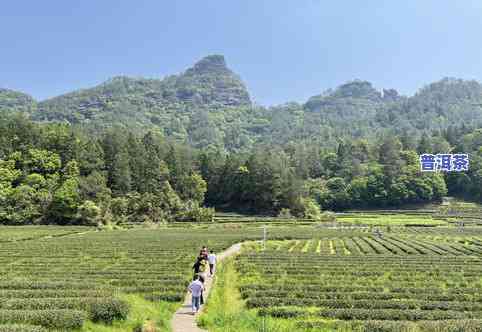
[
  {"left": 1, "top": 55, "right": 482, "bottom": 151},
  {"left": 299, "top": 78, "right": 482, "bottom": 142},
  {"left": 385, "top": 78, "right": 482, "bottom": 131},
  {"left": 301, "top": 80, "right": 400, "bottom": 139},
  {"left": 0, "top": 88, "right": 36, "bottom": 113},
  {"left": 33, "top": 54, "right": 251, "bottom": 128}
]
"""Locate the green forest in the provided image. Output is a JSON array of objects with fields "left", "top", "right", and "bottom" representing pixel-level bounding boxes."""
[{"left": 1, "top": 55, "right": 481, "bottom": 225}]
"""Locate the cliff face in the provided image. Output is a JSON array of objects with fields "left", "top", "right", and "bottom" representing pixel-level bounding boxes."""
[{"left": 175, "top": 55, "right": 251, "bottom": 106}]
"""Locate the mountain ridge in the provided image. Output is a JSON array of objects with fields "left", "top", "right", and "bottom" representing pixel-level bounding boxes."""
[{"left": 2, "top": 56, "right": 482, "bottom": 151}]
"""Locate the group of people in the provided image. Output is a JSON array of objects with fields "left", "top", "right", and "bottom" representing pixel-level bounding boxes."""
[{"left": 187, "top": 246, "right": 217, "bottom": 314}]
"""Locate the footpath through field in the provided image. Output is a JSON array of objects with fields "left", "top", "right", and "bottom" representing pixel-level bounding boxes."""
[{"left": 171, "top": 242, "right": 243, "bottom": 332}]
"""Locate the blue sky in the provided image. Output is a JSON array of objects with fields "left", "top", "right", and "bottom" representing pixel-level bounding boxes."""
[{"left": 2, "top": 1, "right": 482, "bottom": 105}]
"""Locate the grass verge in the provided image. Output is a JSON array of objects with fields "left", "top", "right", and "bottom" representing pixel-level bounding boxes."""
[
  {"left": 198, "top": 259, "right": 297, "bottom": 332},
  {"left": 80, "top": 294, "right": 177, "bottom": 332}
]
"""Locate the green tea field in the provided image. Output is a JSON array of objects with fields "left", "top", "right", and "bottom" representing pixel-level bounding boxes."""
[
  {"left": 0, "top": 224, "right": 321, "bottom": 331},
  {"left": 2, "top": 219, "right": 482, "bottom": 331},
  {"left": 225, "top": 227, "right": 482, "bottom": 332}
]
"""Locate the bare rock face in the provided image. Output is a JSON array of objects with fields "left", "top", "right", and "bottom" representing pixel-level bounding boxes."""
[
  {"left": 176, "top": 55, "right": 251, "bottom": 106},
  {"left": 189, "top": 54, "right": 229, "bottom": 75}
]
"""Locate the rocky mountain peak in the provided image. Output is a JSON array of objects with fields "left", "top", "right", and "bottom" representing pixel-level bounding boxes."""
[{"left": 190, "top": 55, "right": 228, "bottom": 75}]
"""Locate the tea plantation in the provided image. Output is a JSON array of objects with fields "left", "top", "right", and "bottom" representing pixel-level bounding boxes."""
[
  {"left": 3, "top": 219, "right": 482, "bottom": 331},
  {"left": 235, "top": 227, "right": 482, "bottom": 331},
  {"left": 0, "top": 224, "right": 321, "bottom": 331}
]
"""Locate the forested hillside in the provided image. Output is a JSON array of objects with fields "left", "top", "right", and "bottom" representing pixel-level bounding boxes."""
[
  {"left": 0, "top": 112, "right": 481, "bottom": 225},
  {"left": 1, "top": 55, "right": 482, "bottom": 225},
  {"left": 3, "top": 56, "right": 482, "bottom": 152},
  {"left": 0, "top": 88, "right": 37, "bottom": 113}
]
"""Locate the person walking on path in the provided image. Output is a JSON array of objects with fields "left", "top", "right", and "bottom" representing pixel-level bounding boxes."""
[
  {"left": 171, "top": 243, "right": 243, "bottom": 332},
  {"left": 188, "top": 275, "right": 204, "bottom": 315},
  {"left": 193, "top": 256, "right": 202, "bottom": 280},
  {"left": 193, "top": 256, "right": 209, "bottom": 281},
  {"left": 198, "top": 256, "right": 209, "bottom": 304},
  {"left": 192, "top": 255, "right": 209, "bottom": 304},
  {"left": 200, "top": 246, "right": 208, "bottom": 259},
  {"left": 208, "top": 250, "right": 217, "bottom": 276}
]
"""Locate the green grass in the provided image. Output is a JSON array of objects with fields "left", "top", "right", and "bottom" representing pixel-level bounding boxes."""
[
  {"left": 80, "top": 294, "right": 177, "bottom": 332},
  {"left": 198, "top": 259, "right": 298, "bottom": 332}
]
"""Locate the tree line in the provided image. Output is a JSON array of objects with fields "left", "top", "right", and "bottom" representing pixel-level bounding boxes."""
[{"left": 0, "top": 113, "right": 480, "bottom": 225}]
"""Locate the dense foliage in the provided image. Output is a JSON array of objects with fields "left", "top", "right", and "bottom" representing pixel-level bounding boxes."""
[
  {"left": 3, "top": 56, "right": 482, "bottom": 153},
  {"left": 0, "top": 114, "right": 213, "bottom": 225},
  {"left": 0, "top": 88, "right": 36, "bottom": 114},
  {"left": 1, "top": 55, "right": 481, "bottom": 224},
  {"left": 1, "top": 111, "right": 481, "bottom": 224},
  {"left": 32, "top": 55, "right": 251, "bottom": 145}
]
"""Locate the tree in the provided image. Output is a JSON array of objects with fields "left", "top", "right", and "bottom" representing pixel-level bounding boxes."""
[
  {"left": 158, "top": 181, "right": 183, "bottom": 216},
  {"left": 388, "top": 177, "right": 410, "bottom": 206},
  {"left": 24, "top": 149, "right": 61, "bottom": 175},
  {"left": 47, "top": 161, "right": 81, "bottom": 224},
  {"left": 125, "top": 133, "right": 146, "bottom": 192},
  {"left": 300, "top": 197, "right": 322, "bottom": 220},
  {"left": 110, "top": 197, "right": 129, "bottom": 224},
  {"left": 111, "top": 152, "right": 132, "bottom": 195},
  {"left": 417, "top": 133, "right": 432, "bottom": 154},
  {"left": 378, "top": 136, "right": 403, "bottom": 183},
  {"left": 2, "top": 107, "right": 480, "bottom": 223},
  {"left": 322, "top": 153, "right": 338, "bottom": 178},
  {"left": 79, "top": 171, "right": 111, "bottom": 203},
  {"left": 77, "top": 200, "right": 101, "bottom": 225},
  {"left": 348, "top": 177, "right": 369, "bottom": 207},
  {"left": 366, "top": 166, "right": 387, "bottom": 206},
  {"left": 427, "top": 174, "right": 448, "bottom": 201},
  {"left": 178, "top": 173, "right": 207, "bottom": 203},
  {"left": 177, "top": 201, "right": 215, "bottom": 222},
  {"left": 322, "top": 177, "right": 350, "bottom": 210},
  {"left": 5, "top": 185, "right": 40, "bottom": 224}
]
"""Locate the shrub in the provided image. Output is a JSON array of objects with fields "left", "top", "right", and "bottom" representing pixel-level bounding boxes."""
[
  {"left": 0, "top": 310, "right": 85, "bottom": 329},
  {"left": 0, "top": 325, "right": 46, "bottom": 332},
  {"left": 320, "top": 211, "right": 337, "bottom": 222},
  {"left": 35, "top": 310, "right": 85, "bottom": 329},
  {"left": 258, "top": 307, "right": 307, "bottom": 318},
  {"left": 76, "top": 200, "right": 101, "bottom": 226},
  {"left": 89, "top": 298, "right": 129, "bottom": 324},
  {"left": 302, "top": 198, "right": 322, "bottom": 220},
  {"left": 418, "top": 319, "right": 482, "bottom": 332},
  {"left": 110, "top": 197, "right": 129, "bottom": 223},
  {"left": 317, "top": 308, "right": 465, "bottom": 321},
  {"left": 360, "top": 320, "right": 416, "bottom": 332},
  {"left": 176, "top": 201, "right": 215, "bottom": 222},
  {"left": 277, "top": 208, "right": 293, "bottom": 219},
  {"left": 296, "top": 320, "right": 353, "bottom": 330},
  {"left": 144, "top": 293, "right": 183, "bottom": 302}
]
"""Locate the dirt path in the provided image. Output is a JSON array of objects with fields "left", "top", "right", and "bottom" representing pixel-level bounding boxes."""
[{"left": 171, "top": 242, "right": 243, "bottom": 332}]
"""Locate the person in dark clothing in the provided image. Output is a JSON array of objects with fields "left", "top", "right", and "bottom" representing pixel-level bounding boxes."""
[
  {"left": 200, "top": 246, "right": 208, "bottom": 259},
  {"left": 192, "top": 256, "right": 208, "bottom": 304},
  {"left": 192, "top": 257, "right": 205, "bottom": 283}
]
